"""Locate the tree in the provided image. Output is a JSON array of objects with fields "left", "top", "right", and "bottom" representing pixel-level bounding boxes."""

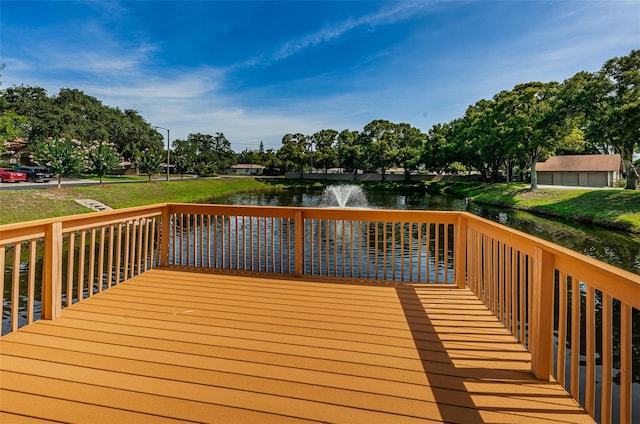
[
  {"left": 395, "top": 123, "right": 426, "bottom": 181},
  {"left": 449, "top": 114, "right": 491, "bottom": 180},
  {"left": 210, "top": 132, "right": 236, "bottom": 172},
  {"left": 1, "top": 85, "right": 53, "bottom": 143},
  {"left": 52, "top": 88, "right": 109, "bottom": 142},
  {"left": 360, "top": 119, "right": 398, "bottom": 180},
  {"left": 85, "top": 140, "right": 120, "bottom": 185},
  {"left": 507, "top": 82, "right": 569, "bottom": 190},
  {"left": 336, "top": 129, "right": 362, "bottom": 176},
  {"left": 237, "top": 148, "right": 261, "bottom": 165},
  {"left": 261, "top": 148, "right": 281, "bottom": 175},
  {"left": 310, "top": 129, "right": 339, "bottom": 173},
  {"left": 0, "top": 111, "right": 29, "bottom": 159},
  {"left": 115, "top": 109, "right": 164, "bottom": 161},
  {"left": 0, "top": 86, "right": 164, "bottom": 160},
  {"left": 559, "top": 71, "right": 609, "bottom": 154},
  {"left": 177, "top": 132, "right": 236, "bottom": 177},
  {"left": 599, "top": 50, "right": 640, "bottom": 189},
  {"left": 424, "top": 122, "right": 460, "bottom": 174},
  {"left": 171, "top": 137, "right": 197, "bottom": 178},
  {"left": 31, "top": 136, "right": 85, "bottom": 188},
  {"left": 277, "top": 133, "right": 309, "bottom": 174},
  {"left": 135, "top": 149, "right": 163, "bottom": 181}
]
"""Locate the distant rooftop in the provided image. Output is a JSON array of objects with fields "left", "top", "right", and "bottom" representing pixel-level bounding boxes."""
[
  {"left": 536, "top": 154, "right": 621, "bottom": 172},
  {"left": 229, "top": 164, "right": 265, "bottom": 169}
]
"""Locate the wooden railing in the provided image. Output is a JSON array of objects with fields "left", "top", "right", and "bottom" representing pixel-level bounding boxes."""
[
  {"left": 1, "top": 203, "right": 638, "bottom": 424},
  {"left": 465, "top": 213, "right": 640, "bottom": 424},
  {"left": 0, "top": 205, "right": 163, "bottom": 331},
  {"left": 165, "top": 204, "right": 460, "bottom": 283}
]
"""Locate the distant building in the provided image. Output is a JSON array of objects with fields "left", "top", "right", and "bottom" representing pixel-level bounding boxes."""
[
  {"left": 109, "top": 161, "right": 137, "bottom": 175},
  {"left": 221, "top": 164, "right": 265, "bottom": 176},
  {"left": 536, "top": 154, "right": 621, "bottom": 187}
]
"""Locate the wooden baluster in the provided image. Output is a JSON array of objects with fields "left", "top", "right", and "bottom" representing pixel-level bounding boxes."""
[
  {"left": 200, "top": 215, "right": 205, "bottom": 268},
  {"left": 122, "top": 224, "right": 130, "bottom": 281},
  {"left": 417, "top": 222, "right": 423, "bottom": 283},
  {"left": 66, "top": 233, "right": 75, "bottom": 305},
  {"left": 136, "top": 220, "right": 143, "bottom": 274},
  {"left": 491, "top": 237, "right": 498, "bottom": 314},
  {"left": 556, "top": 271, "right": 568, "bottom": 386},
  {"left": 0, "top": 245, "right": 4, "bottom": 333},
  {"left": 115, "top": 224, "right": 122, "bottom": 284},
  {"left": 294, "top": 210, "right": 303, "bottom": 277},
  {"left": 235, "top": 215, "right": 239, "bottom": 269},
  {"left": 207, "top": 215, "right": 212, "bottom": 268},
  {"left": 145, "top": 218, "right": 153, "bottom": 271},
  {"left": 11, "top": 241, "right": 21, "bottom": 332},
  {"left": 519, "top": 253, "right": 526, "bottom": 343},
  {"left": 78, "top": 230, "right": 86, "bottom": 299},
  {"left": 570, "top": 277, "right": 581, "bottom": 398},
  {"left": 333, "top": 220, "right": 338, "bottom": 277},
  {"left": 435, "top": 224, "right": 440, "bottom": 283},
  {"left": 620, "top": 302, "right": 632, "bottom": 424},
  {"left": 511, "top": 249, "right": 518, "bottom": 335},
  {"left": 600, "top": 294, "right": 612, "bottom": 424},
  {"left": 97, "top": 227, "right": 105, "bottom": 292},
  {"left": 342, "top": 220, "right": 346, "bottom": 278},
  {"left": 107, "top": 225, "right": 115, "bottom": 287},
  {"left": 444, "top": 223, "right": 449, "bottom": 283},
  {"left": 88, "top": 228, "right": 96, "bottom": 295},
  {"left": 27, "top": 240, "right": 37, "bottom": 322},
  {"left": 585, "top": 286, "right": 595, "bottom": 415},
  {"left": 508, "top": 246, "right": 517, "bottom": 336},
  {"left": 248, "top": 216, "right": 252, "bottom": 271}
]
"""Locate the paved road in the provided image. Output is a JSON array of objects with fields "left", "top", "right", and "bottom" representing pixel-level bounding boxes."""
[
  {"left": 0, "top": 178, "right": 99, "bottom": 190},
  {"left": 0, "top": 177, "right": 179, "bottom": 190},
  {"left": 0, "top": 175, "right": 242, "bottom": 191}
]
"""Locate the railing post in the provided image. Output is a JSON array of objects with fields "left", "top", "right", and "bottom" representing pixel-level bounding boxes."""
[
  {"left": 530, "top": 246, "right": 555, "bottom": 380},
  {"left": 455, "top": 214, "right": 467, "bottom": 289},
  {"left": 294, "top": 210, "right": 304, "bottom": 277},
  {"left": 42, "top": 222, "right": 62, "bottom": 320},
  {"left": 161, "top": 205, "right": 170, "bottom": 267}
]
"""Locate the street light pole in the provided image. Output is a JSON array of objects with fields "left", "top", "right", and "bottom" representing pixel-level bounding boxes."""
[{"left": 153, "top": 126, "right": 170, "bottom": 181}]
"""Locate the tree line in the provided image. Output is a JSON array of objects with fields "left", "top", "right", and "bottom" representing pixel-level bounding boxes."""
[
  {"left": 0, "top": 50, "right": 638, "bottom": 188},
  {"left": 260, "top": 50, "right": 638, "bottom": 189}
]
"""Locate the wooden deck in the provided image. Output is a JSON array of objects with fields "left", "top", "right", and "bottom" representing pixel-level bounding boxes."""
[{"left": 0, "top": 269, "right": 592, "bottom": 423}]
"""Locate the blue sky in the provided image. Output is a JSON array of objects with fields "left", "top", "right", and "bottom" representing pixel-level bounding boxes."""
[{"left": 1, "top": 1, "right": 639, "bottom": 151}]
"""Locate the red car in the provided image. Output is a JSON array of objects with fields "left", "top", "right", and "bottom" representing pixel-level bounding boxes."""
[{"left": 0, "top": 168, "right": 27, "bottom": 183}]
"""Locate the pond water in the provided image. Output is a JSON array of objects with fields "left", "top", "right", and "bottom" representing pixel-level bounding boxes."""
[{"left": 209, "top": 187, "right": 640, "bottom": 275}]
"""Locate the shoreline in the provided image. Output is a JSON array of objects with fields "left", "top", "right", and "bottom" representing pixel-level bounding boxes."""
[
  {"left": 424, "top": 181, "right": 640, "bottom": 235},
  {"left": 2, "top": 178, "right": 639, "bottom": 236}
]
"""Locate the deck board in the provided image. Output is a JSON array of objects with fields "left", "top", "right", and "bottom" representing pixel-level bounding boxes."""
[{"left": 0, "top": 269, "right": 593, "bottom": 423}]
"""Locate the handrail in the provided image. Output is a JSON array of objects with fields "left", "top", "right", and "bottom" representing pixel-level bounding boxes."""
[
  {"left": 1, "top": 203, "right": 638, "bottom": 423},
  {"left": 461, "top": 211, "right": 639, "bottom": 423},
  {"left": 166, "top": 204, "right": 459, "bottom": 282},
  {"left": 1, "top": 205, "right": 164, "bottom": 331}
]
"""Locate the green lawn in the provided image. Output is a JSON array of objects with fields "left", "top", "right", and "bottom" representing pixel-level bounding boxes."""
[
  {"left": 0, "top": 178, "right": 270, "bottom": 225},
  {"left": 444, "top": 182, "right": 640, "bottom": 233}
]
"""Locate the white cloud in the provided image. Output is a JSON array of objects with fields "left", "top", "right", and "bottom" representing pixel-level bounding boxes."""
[
  {"left": 271, "top": 2, "right": 435, "bottom": 62},
  {"left": 89, "top": 68, "right": 223, "bottom": 101}
]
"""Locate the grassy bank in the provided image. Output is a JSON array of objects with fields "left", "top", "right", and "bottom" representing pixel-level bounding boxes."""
[
  {"left": 427, "top": 181, "right": 640, "bottom": 234},
  {"left": 3, "top": 177, "right": 640, "bottom": 234},
  {"left": 0, "top": 178, "right": 270, "bottom": 225}
]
